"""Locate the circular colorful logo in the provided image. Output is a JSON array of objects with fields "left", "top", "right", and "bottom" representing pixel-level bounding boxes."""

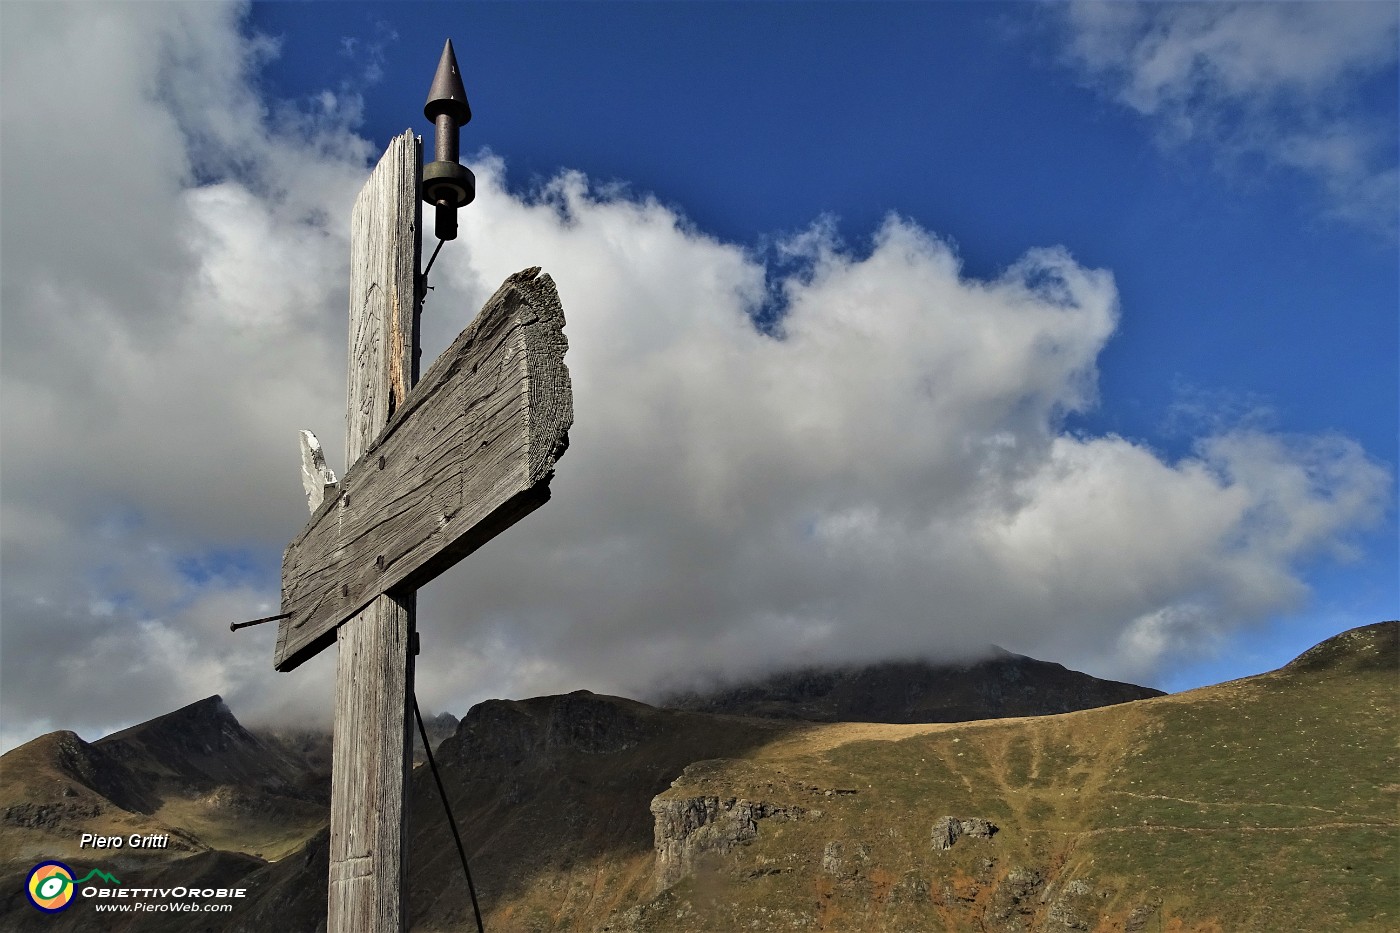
[{"left": 26, "top": 861, "right": 76, "bottom": 913}]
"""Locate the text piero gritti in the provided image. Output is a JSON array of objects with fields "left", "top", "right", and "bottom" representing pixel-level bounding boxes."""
[{"left": 78, "top": 832, "right": 170, "bottom": 849}]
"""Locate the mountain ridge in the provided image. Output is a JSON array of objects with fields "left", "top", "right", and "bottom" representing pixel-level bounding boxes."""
[
  {"left": 660, "top": 647, "right": 1164, "bottom": 723},
  {"left": 0, "top": 622, "right": 1392, "bottom": 931}
]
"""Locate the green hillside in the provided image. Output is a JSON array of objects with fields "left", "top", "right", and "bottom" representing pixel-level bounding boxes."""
[{"left": 609, "top": 621, "right": 1397, "bottom": 932}]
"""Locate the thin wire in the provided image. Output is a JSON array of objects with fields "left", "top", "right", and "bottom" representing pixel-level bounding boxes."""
[
  {"left": 414, "top": 694, "right": 485, "bottom": 933},
  {"left": 422, "top": 237, "right": 446, "bottom": 283}
]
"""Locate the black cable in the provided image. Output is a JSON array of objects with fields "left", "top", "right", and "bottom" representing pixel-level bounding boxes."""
[
  {"left": 414, "top": 695, "right": 485, "bottom": 933},
  {"left": 423, "top": 237, "right": 446, "bottom": 283}
]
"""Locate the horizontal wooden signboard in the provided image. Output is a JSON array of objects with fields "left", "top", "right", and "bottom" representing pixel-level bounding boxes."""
[{"left": 274, "top": 267, "right": 571, "bottom": 671}]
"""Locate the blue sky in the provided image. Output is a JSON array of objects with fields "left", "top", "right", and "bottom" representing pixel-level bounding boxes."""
[
  {"left": 250, "top": 7, "right": 1396, "bottom": 454},
  {"left": 253, "top": 2, "right": 1397, "bottom": 449},
  {"left": 1, "top": 2, "right": 1395, "bottom": 748}
]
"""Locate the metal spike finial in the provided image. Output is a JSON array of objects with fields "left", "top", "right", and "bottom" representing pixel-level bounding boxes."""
[
  {"left": 422, "top": 38, "right": 475, "bottom": 241},
  {"left": 425, "top": 39, "right": 471, "bottom": 125}
]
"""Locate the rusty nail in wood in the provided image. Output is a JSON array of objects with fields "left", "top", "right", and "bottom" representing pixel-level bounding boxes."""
[{"left": 230, "top": 611, "right": 291, "bottom": 632}]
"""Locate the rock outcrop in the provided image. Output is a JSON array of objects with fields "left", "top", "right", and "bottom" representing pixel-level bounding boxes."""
[
  {"left": 930, "top": 815, "right": 998, "bottom": 849},
  {"left": 652, "top": 789, "right": 807, "bottom": 890}
]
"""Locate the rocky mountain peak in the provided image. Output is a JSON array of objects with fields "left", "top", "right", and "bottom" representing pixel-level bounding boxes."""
[
  {"left": 413, "top": 710, "right": 459, "bottom": 761},
  {"left": 92, "top": 695, "right": 311, "bottom": 797},
  {"left": 97, "top": 695, "right": 248, "bottom": 753}
]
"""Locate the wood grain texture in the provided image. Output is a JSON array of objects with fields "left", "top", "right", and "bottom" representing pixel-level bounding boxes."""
[
  {"left": 325, "top": 129, "right": 419, "bottom": 933},
  {"left": 328, "top": 589, "right": 414, "bottom": 933},
  {"left": 274, "top": 265, "right": 572, "bottom": 672},
  {"left": 346, "top": 132, "right": 419, "bottom": 463}
]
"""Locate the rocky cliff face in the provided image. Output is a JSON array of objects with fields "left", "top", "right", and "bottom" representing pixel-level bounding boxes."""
[{"left": 651, "top": 790, "right": 808, "bottom": 891}]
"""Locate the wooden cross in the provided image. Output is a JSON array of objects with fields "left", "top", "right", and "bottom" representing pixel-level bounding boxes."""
[{"left": 273, "top": 129, "right": 571, "bottom": 932}]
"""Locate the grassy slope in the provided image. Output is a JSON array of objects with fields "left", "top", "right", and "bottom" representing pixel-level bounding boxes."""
[
  {"left": 147, "top": 792, "right": 326, "bottom": 862},
  {"left": 0, "top": 733, "right": 325, "bottom": 873},
  {"left": 628, "top": 622, "right": 1397, "bottom": 932},
  {"left": 0, "top": 732, "right": 200, "bottom": 877}
]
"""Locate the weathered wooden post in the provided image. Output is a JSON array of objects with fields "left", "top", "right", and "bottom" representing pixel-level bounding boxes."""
[{"left": 262, "top": 41, "right": 572, "bottom": 933}]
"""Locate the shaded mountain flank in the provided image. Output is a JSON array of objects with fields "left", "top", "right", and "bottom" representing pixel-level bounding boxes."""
[
  {"left": 0, "top": 696, "right": 329, "bottom": 877},
  {"left": 659, "top": 647, "right": 1164, "bottom": 723},
  {"left": 1, "top": 622, "right": 1394, "bottom": 932}
]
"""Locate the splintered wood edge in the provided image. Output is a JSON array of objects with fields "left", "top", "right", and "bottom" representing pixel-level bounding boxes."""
[
  {"left": 355, "top": 263, "right": 572, "bottom": 485},
  {"left": 513, "top": 268, "right": 573, "bottom": 483}
]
